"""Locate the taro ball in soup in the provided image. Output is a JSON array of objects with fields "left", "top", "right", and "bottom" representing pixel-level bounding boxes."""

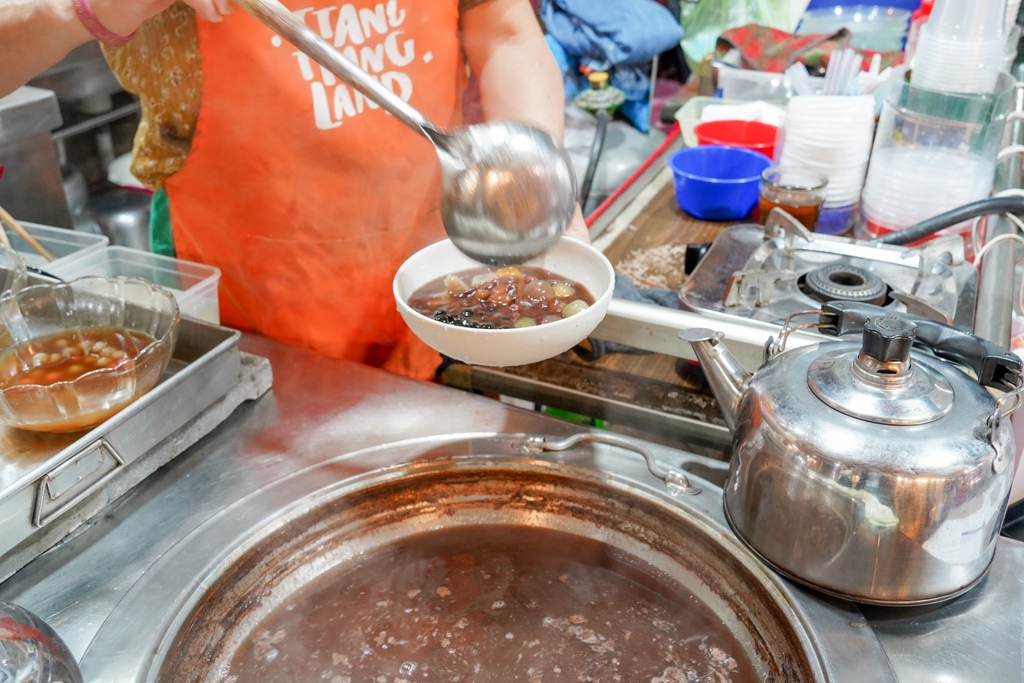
[
  {"left": 0, "top": 327, "right": 156, "bottom": 388},
  {"left": 408, "top": 266, "right": 595, "bottom": 329}
]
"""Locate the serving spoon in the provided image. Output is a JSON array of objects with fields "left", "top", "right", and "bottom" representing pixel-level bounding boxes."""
[{"left": 234, "top": 0, "right": 578, "bottom": 265}]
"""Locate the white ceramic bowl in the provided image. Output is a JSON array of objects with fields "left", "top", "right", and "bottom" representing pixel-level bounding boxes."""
[{"left": 394, "top": 238, "right": 615, "bottom": 367}]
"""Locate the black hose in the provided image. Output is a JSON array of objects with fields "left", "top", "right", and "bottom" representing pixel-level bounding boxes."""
[
  {"left": 579, "top": 110, "right": 609, "bottom": 210},
  {"left": 867, "top": 196, "right": 1024, "bottom": 245}
]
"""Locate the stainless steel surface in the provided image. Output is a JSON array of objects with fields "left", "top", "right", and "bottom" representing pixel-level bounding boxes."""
[
  {"left": 684, "top": 329, "right": 1017, "bottom": 605},
  {"left": 594, "top": 297, "right": 823, "bottom": 372},
  {"left": 441, "top": 361, "right": 732, "bottom": 452},
  {"left": 678, "top": 328, "right": 748, "bottom": 432},
  {"left": 0, "top": 88, "right": 63, "bottom": 142},
  {"left": 0, "top": 337, "right": 889, "bottom": 683},
  {"left": 61, "top": 166, "right": 88, "bottom": 215},
  {"left": 27, "top": 43, "right": 123, "bottom": 106},
  {"left": 235, "top": 0, "right": 576, "bottom": 265},
  {"left": 0, "top": 600, "right": 82, "bottom": 683},
  {"left": 806, "top": 318, "right": 954, "bottom": 425},
  {"left": 81, "top": 189, "right": 152, "bottom": 252},
  {"left": 0, "top": 88, "right": 73, "bottom": 229},
  {"left": 974, "top": 80, "right": 1024, "bottom": 345},
  {"left": 0, "top": 336, "right": 1019, "bottom": 680},
  {"left": 0, "top": 318, "right": 269, "bottom": 581},
  {"left": 680, "top": 223, "right": 978, "bottom": 329},
  {"left": 860, "top": 542, "right": 1024, "bottom": 682},
  {"left": 50, "top": 102, "right": 141, "bottom": 144}
]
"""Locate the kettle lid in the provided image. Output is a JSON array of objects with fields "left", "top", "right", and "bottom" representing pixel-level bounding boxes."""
[{"left": 807, "top": 316, "right": 955, "bottom": 425}]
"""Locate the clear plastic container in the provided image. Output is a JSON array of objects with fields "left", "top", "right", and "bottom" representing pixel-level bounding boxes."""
[
  {"left": 49, "top": 246, "right": 221, "bottom": 324},
  {"left": 12, "top": 223, "right": 109, "bottom": 271},
  {"left": 716, "top": 69, "right": 792, "bottom": 104},
  {"left": 797, "top": 6, "right": 911, "bottom": 52},
  {"left": 859, "top": 67, "right": 1015, "bottom": 245}
]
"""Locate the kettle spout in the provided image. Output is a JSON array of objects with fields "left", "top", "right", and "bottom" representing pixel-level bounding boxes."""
[{"left": 679, "top": 329, "right": 751, "bottom": 432}]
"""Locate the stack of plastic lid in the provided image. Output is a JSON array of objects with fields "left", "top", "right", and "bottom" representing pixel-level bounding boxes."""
[
  {"left": 776, "top": 95, "right": 876, "bottom": 234},
  {"left": 911, "top": 0, "right": 1006, "bottom": 94},
  {"left": 798, "top": 5, "right": 911, "bottom": 52},
  {"left": 860, "top": 146, "right": 996, "bottom": 238}
]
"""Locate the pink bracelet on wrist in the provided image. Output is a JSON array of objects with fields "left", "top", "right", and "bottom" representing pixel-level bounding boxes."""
[{"left": 71, "top": 0, "right": 136, "bottom": 47}]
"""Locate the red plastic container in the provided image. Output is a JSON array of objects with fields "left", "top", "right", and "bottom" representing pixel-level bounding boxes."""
[
  {"left": 862, "top": 213, "right": 978, "bottom": 262},
  {"left": 693, "top": 120, "right": 780, "bottom": 160}
]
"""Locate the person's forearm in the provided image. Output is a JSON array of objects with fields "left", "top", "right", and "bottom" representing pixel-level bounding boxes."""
[
  {"left": 460, "top": 0, "right": 565, "bottom": 141},
  {"left": 461, "top": 0, "right": 590, "bottom": 241},
  {"left": 0, "top": 0, "right": 230, "bottom": 99},
  {"left": 0, "top": 0, "right": 95, "bottom": 98}
]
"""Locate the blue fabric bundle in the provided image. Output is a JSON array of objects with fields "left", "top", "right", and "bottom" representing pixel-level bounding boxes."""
[{"left": 541, "top": 0, "right": 684, "bottom": 133}]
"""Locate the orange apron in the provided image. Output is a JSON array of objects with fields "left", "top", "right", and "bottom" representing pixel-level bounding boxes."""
[{"left": 164, "top": 0, "right": 462, "bottom": 379}]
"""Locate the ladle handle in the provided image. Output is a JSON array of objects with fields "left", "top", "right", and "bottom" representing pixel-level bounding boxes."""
[{"left": 233, "top": 0, "right": 437, "bottom": 140}]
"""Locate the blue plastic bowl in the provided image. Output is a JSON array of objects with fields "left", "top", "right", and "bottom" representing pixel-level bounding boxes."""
[{"left": 667, "top": 145, "right": 772, "bottom": 221}]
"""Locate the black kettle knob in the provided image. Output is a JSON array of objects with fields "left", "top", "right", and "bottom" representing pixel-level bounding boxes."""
[{"left": 862, "top": 316, "right": 917, "bottom": 363}]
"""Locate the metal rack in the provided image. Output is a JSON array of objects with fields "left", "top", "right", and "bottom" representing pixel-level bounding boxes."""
[{"left": 976, "top": 68, "right": 1024, "bottom": 345}]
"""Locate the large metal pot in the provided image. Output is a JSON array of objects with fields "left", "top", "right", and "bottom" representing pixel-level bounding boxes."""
[
  {"left": 682, "top": 301, "right": 1024, "bottom": 605},
  {"left": 68, "top": 432, "right": 893, "bottom": 683},
  {"left": 158, "top": 454, "right": 824, "bottom": 682}
]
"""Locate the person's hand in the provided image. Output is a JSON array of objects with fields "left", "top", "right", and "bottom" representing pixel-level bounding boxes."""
[
  {"left": 90, "top": 0, "right": 232, "bottom": 38},
  {"left": 564, "top": 204, "right": 591, "bottom": 244},
  {"left": 150, "top": 0, "right": 233, "bottom": 24},
  {"left": 180, "top": 0, "right": 234, "bottom": 23}
]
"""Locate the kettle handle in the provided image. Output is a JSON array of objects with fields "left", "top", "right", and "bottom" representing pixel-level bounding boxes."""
[{"left": 818, "top": 301, "right": 1022, "bottom": 392}]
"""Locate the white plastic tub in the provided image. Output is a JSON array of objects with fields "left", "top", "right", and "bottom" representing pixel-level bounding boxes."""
[
  {"left": 50, "top": 246, "right": 221, "bottom": 323},
  {"left": 13, "top": 222, "right": 109, "bottom": 271}
]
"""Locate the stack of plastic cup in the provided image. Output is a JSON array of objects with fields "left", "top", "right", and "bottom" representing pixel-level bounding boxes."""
[
  {"left": 859, "top": 67, "right": 1015, "bottom": 243},
  {"left": 775, "top": 95, "right": 876, "bottom": 234},
  {"left": 911, "top": 0, "right": 1006, "bottom": 94}
]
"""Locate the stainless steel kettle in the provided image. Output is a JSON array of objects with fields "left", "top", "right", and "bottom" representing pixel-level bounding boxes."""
[
  {"left": 681, "top": 301, "right": 1024, "bottom": 606},
  {"left": 0, "top": 600, "right": 83, "bottom": 682}
]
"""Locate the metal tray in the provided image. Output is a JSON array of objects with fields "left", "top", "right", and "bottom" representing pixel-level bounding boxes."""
[{"left": 0, "top": 317, "right": 273, "bottom": 581}]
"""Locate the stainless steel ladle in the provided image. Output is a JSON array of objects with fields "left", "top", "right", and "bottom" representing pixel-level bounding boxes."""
[{"left": 235, "top": 0, "right": 578, "bottom": 265}]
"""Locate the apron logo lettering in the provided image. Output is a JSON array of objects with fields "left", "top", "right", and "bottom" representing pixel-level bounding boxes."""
[
  {"left": 353, "top": 42, "right": 384, "bottom": 72},
  {"left": 380, "top": 72, "right": 412, "bottom": 101},
  {"left": 386, "top": 0, "right": 406, "bottom": 28},
  {"left": 384, "top": 31, "right": 414, "bottom": 68},
  {"left": 284, "top": 1, "right": 415, "bottom": 130},
  {"left": 329, "top": 0, "right": 406, "bottom": 48},
  {"left": 311, "top": 81, "right": 352, "bottom": 129},
  {"left": 309, "top": 7, "right": 337, "bottom": 39},
  {"left": 332, "top": 5, "right": 365, "bottom": 46},
  {"left": 358, "top": 5, "right": 390, "bottom": 39}
]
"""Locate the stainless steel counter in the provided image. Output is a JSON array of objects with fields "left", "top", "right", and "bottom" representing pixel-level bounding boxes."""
[
  {"left": 0, "top": 87, "right": 73, "bottom": 228},
  {"left": 0, "top": 334, "right": 1021, "bottom": 682}
]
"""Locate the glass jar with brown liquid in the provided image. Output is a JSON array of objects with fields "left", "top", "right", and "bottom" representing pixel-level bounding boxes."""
[{"left": 758, "top": 166, "right": 828, "bottom": 231}]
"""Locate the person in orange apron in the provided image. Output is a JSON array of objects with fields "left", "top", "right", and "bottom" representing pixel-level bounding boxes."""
[{"left": 2, "top": 0, "right": 584, "bottom": 380}]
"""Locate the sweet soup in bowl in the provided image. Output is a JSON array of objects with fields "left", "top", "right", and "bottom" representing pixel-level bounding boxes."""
[
  {"left": 394, "top": 238, "right": 614, "bottom": 367},
  {"left": 407, "top": 265, "right": 596, "bottom": 330},
  {"left": 0, "top": 276, "right": 180, "bottom": 432}
]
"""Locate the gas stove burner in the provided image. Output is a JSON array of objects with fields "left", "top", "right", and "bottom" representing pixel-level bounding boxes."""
[
  {"left": 679, "top": 222, "right": 977, "bottom": 330},
  {"left": 799, "top": 263, "right": 889, "bottom": 306}
]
